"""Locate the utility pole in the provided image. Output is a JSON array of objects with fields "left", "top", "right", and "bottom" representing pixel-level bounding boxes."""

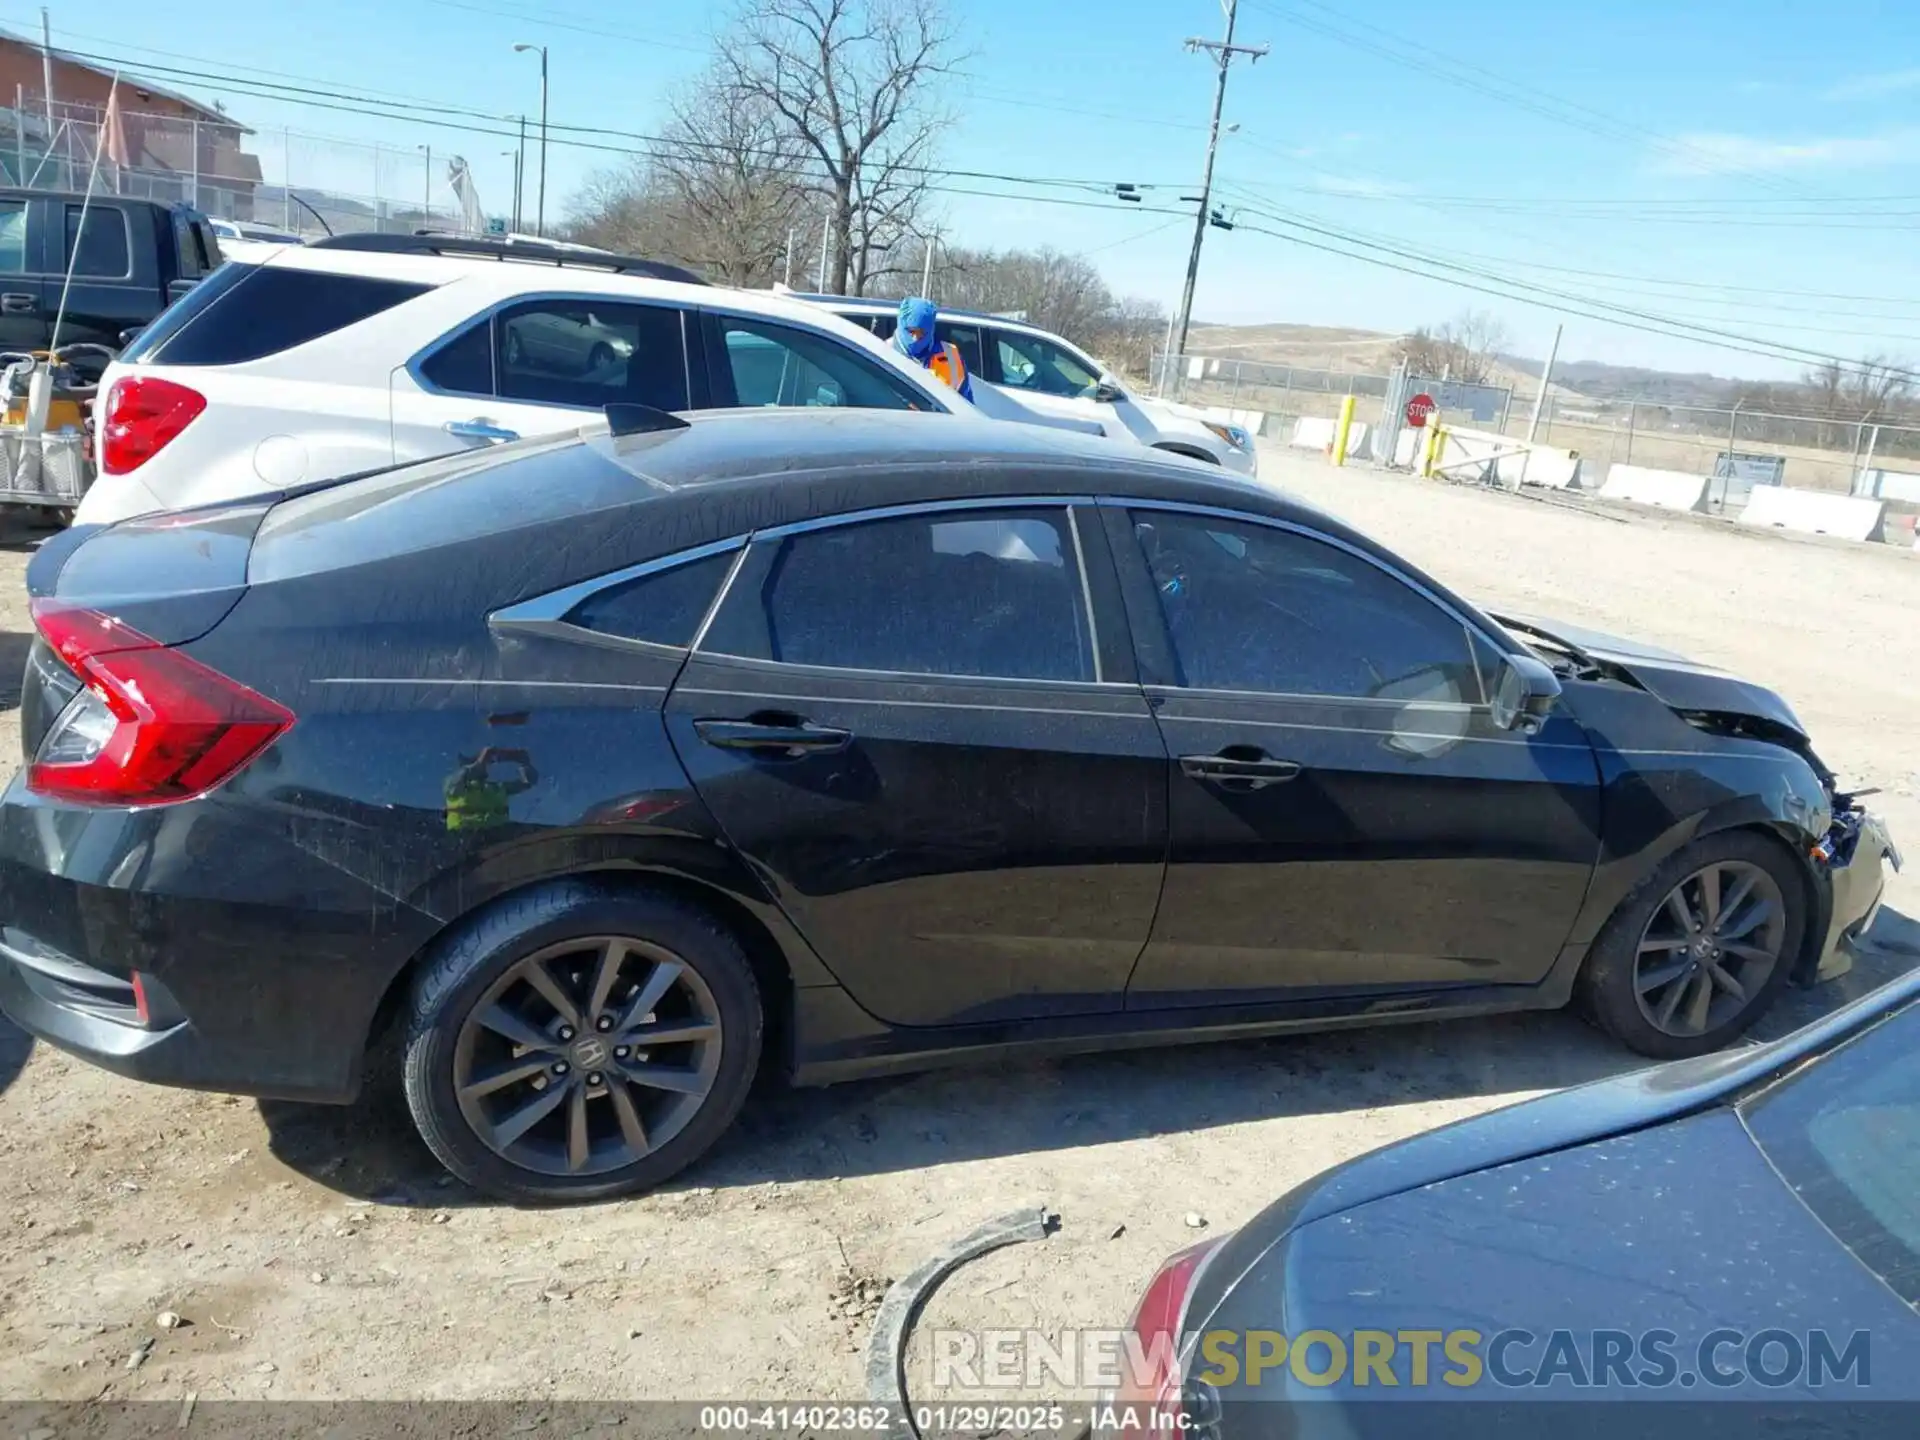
[
  {"left": 1525, "top": 322, "right": 1562, "bottom": 443},
  {"left": 1173, "top": 0, "right": 1266, "bottom": 361}
]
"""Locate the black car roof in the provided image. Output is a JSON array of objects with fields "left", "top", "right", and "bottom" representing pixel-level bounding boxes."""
[{"left": 252, "top": 409, "right": 1386, "bottom": 620}]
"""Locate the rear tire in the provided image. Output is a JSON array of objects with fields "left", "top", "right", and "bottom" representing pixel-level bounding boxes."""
[
  {"left": 1577, "top": 830, "right": 1805, "bottom": 1060},
  {"left": 401, "top": 880, "right": 762, "bottom": 1204}
]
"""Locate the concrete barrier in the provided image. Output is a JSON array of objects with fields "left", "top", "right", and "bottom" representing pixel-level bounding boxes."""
[
  {"left": 1394, "top": 428, "right": 1420, "bottom": 467},
  {"left": 1598, "top": 464, "right": 1711, "bottom": 513},
  {"left": 1738, "top": 485, "right": 1886, "bottom": 543},
  {"left": 1290, "top": 416, "right": 1338, "bottom": 450}
]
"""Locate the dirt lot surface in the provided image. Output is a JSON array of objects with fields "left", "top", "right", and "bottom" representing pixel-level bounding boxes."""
[{"left": 1, "top": 450, "right": 1916, "bottom": 1416}]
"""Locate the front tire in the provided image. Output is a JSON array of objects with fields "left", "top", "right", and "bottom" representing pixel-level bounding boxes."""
[
  {"left": 401, "top": 881, "right": 763, "bottom": 1204},
  {"left": 1577, "top": 830, "right": 1805, "bottom": 1060}
]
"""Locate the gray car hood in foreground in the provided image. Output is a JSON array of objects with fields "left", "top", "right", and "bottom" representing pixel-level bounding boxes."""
[
  {"left": 1494, "top": 611, "right": 1810, "bottom": 740},
  {"left": 1194, "top": 1109, "right": 1920, "bottom": 1437}
]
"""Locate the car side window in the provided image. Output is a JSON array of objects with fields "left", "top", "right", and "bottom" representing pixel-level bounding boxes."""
[
  {"left": 0, "top": 201, "right": 25, "bottom": 273},
  {"left": 64, "top": 205, "right": 130, "bottom": 278},
  {"left": 703, "top": 508, "right": 1095, "bottom": 682},
  {"left": 995, "top": 331, "right": 1102, "bottom": 399},
  {"left": 710, "top": 314, "right": 927, "bottom": 411},
  {"left": 496, "top": 300, "right": 688, "bottom": 411},
  {"left": 935, "top": 322, "right": 985, "bottom": 381},
  {"left": 565, "top": 551, "right": 736, "bottom": 648},
  {"left": 1131, "top": 510, "right": 1485, "bottom": 702},
  {"left": 419, "top": 320, "right": 495, "bottom": 396}
]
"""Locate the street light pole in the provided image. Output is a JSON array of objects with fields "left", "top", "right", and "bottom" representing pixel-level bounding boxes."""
[
  {"left": 418, "top": 144, "right": 431, "bottom": 225},
  {"left": 514, "top": 43, "right": 549, "bottom": 236}
]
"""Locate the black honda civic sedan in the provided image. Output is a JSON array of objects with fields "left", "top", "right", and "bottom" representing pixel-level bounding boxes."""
[{"left": 0, "top": 409, "right": 1895, "bottom": 1201}]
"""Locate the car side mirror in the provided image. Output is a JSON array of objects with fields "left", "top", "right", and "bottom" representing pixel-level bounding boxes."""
[
  {"left": 1093, "top": 381, "right": 1127, "bottom": 404},
  {"left": 1491, "top": 653, "right": 1561, "bottom": 732}
]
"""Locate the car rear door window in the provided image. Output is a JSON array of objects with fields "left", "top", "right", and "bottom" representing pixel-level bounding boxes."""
[
  {"left": 0, "top": 201, "right": 27, "bottom": 273},
  {"left": 709, "top": 314, "right": 927, "bottom": 411},
  {"left": 703, "top": 508, "right": 1095, "bottom": 681},
  {"left": 64, "top": 205, "right": 130, "bottom": 278},
  {"left": 496, "top": 300, "right": 688, "bottom": 411},
  {"left": 565, "top": 550, "right": 736, "bottom": 648},
  {"left": 936, "top": 322, "right": 985, "bottom": 381},
  {"left": 135, "top": 267, "right": 430, "bottom": 365},
  {"left": 1130, "top": 509, "right": 1486, "bottom": 702}
]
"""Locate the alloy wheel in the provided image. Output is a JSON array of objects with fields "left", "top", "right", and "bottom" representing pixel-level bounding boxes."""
[
  {"left": 451, "top": 935, "right": 723, "bottom": 1177},
  {"left": 1632, "top": 860, "right": 1786, "bottom": 1038}
]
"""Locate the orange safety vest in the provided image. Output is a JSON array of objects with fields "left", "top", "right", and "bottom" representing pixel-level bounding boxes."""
[{"left": 928, "top": 342, "right": 968, "bottom": 392}]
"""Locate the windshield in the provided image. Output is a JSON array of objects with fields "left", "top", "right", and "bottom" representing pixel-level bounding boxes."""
[{"left": 1741, "top": 1000, "right": 1920, "bottom": 1308}]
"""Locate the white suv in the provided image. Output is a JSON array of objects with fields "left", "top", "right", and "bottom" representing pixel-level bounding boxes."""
[
  {"left": 79, "top": 235, "right": 1092, "bottom": 526},
  {"left": 807, "top": 294, "right": 1259, "bottom": 478}
]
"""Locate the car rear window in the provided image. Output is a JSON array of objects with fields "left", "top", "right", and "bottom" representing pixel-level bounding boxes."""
[
  {"left": 120, "top": 261, "right": 255, "bottom": 362},
  {"left": 250, "top": 437, "right": 646, "bottom": 585},
  {"left": 130, "top": 265, "right": 431, "bottom": 366}
]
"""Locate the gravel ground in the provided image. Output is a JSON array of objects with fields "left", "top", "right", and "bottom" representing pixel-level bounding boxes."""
[{"left": 0, "top": 450, "right": 1915, "bottom": 1416}]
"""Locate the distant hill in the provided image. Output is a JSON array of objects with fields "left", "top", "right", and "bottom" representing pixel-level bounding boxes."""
[{"left": 1187, "top": 321, "right": 1759, "bottom": 407}]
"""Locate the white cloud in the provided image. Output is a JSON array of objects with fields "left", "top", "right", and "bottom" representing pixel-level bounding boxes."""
[
  {"left": 1826, "top": 68, "right": 1920, "bottom": 100},
  {"left": 1656, "top": 130, "right": 1920, "bottom": 175},
  {"left": 1308, "top": 175, "right": 1409, "bottom": 198}
]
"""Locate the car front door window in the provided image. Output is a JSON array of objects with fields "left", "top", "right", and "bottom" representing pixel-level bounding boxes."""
[
  {"left": 1132, "top": 510, "right": 1486, "bottom": 704},
  {"left": 711, "top": 315, "right": 930, "bottom": 411},
  {"left": 994, "top": 332, "right": 1103, "bottom": 399}
]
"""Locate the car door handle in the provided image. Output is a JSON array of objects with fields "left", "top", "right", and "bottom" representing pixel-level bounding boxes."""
[
  {"left": 0, "top": 292, "right": 35, "bottom": 314},
  {"left": 1179, "top": 752, "right": 1302, "bottom": 792},
  {"left": 444, "top": 418, "right": 519, "bottom": 444},
  {"left": 694, "top": 717, "right": 853, "bottom": 759}
]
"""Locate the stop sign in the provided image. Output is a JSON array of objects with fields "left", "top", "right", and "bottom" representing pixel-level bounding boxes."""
[{"left": 1406, "top": 392, "right": 1436, "bottom": 428}]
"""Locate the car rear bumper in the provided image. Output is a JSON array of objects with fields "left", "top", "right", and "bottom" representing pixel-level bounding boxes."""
[{"left": 0, "top": 784, "right": 438, "bottom": 1103}]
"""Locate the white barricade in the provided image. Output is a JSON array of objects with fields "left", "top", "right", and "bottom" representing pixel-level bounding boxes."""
[
  {"left": 1598, "top": 464, "right": 1711, "bottom": 513},
  {"left": 1738, "top": 485, "right": 1886, "bottom": 542},
  {"left": 1290, "top": 416, "right": 1338, "bottom": 450}
]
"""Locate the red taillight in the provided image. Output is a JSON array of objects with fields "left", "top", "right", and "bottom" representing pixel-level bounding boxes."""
[
  {"left": 131, "top": 972, "right": 152, "bottom": 1026},
  {"left": 28, "top": 599, "right": 293, "bottom": 806},
  {"left": 1103, "top": 1238, "right": 1226, "bottom": 1439},
  {"left": 101, "top": 375, "right": 205, "bottom": 475}
]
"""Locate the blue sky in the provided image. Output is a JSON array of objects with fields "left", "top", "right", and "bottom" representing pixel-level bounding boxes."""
[{"left": 20, "top": 0, "right": 1920, "bottom": 377}]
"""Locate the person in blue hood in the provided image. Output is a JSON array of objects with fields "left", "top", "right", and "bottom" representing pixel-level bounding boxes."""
[{"left": 893, "top": 296, "right": 974, "bottom": 402}]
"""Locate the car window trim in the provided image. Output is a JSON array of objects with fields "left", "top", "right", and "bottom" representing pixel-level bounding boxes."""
[
  {"left": 1105, "top": 496, "right": 1511, "bottom": 704},
  {"left": 697, "top": 494, "right": 1123, "bottom": 688},
  {"left": 489, "top": 536, "right": 747, "bottom": 656},
  {"left": 407, "top": 290, "right": 696, "bottom": 407}
]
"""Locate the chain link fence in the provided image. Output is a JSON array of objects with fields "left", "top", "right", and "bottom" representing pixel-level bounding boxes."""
[
  {"left": 0, "top": 94, "right": 485, "bottom": 238},
  {"left": 1154, "top": 350, "right": 1920, "bottom": 503}
]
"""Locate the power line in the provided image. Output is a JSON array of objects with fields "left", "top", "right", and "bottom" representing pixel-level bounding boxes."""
[{"left": 1229, "top": 203, "right": 1920, "bottom": 382}]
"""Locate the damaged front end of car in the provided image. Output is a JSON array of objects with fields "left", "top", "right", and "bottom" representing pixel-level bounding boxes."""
[{"left": 1812, "top": 789, "right": 1902, "bottom": 982}]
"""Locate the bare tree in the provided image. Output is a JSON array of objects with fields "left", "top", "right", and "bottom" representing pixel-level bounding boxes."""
[
  {"left": 718, "top": 0, "right": 959, "bottom": 294},
  {"left": 1395, "top": 308, "right": 1512, "bottom": 384},
  {"left": 567, "top": 67, "right": 811, "bottom": 288}
]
